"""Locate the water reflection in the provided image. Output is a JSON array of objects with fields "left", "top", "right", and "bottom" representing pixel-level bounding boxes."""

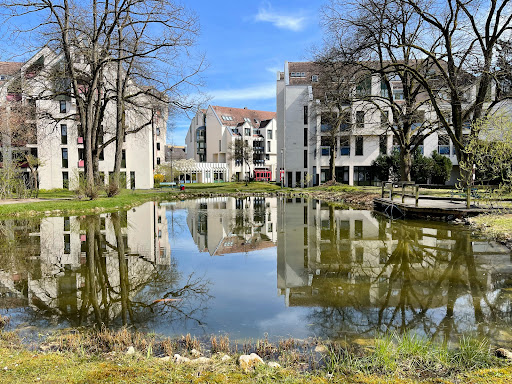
[
  {"left": 278, "top": 198, "right": 512, "bottom": 342},
  {"left": 0, "top": 197, "right": 511, "bottom": 343},
  {"left": 182, "top": 197, "right": 277, "bottom": 255},
  {"left": 0, "top": 202, "right": 210, "bottom": 330}
]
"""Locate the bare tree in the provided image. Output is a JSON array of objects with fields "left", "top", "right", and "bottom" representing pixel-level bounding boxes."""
[
  {"left": 1, "top": 0, "right": 205, "bottom": 197},
  {"left": 321, "top": 0, "right": 441, "bottom": 182}
]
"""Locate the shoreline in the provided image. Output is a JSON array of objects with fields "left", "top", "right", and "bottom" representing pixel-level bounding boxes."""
[{"left": 0, "top": 326, "right": 511, "bottom": 383}]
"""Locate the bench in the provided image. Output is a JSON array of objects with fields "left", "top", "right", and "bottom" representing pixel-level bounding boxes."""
[{"left": 159, "top": 182, "right": 176, "bottom": 188}]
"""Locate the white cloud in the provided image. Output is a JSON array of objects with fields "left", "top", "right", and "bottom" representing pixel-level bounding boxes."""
[
  {"left": 209, "top": 83, "right": 276, "bottom": 102},
  {"left": 254, "top": 6, "right": 307, "bottom": 32}
]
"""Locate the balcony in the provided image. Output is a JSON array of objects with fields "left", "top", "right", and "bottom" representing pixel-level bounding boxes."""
[
  {"left": 197, "top": 148, "right": 205, "bottom": 154},
  {"left": 253, "top": 159, "right": 266, "bottom": 165},
  {"left": 78, "top": 159, "right": 85, "bottom": 168},
  {"left": 253, "top": 146, "right": 265, "bottom": 153}
]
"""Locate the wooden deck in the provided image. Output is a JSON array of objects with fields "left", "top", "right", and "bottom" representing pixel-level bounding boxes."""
[{"left": 374, "top": 196, "right": 503, "bottom": 220}]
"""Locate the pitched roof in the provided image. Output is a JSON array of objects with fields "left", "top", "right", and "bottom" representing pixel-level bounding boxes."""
[
  {"left": 211, "top": 106, "right": 276, "bottom": 128},
  {"left": 0, "top": 62, "right": 23, "bottom": 86}
]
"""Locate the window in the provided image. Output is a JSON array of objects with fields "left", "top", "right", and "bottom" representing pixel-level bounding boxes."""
[
  {"left": 61, "top": 148, "right": 68, "bottom": 168},
  {"left": 62, "top": 172, "right": 69, "bottom": 189},
  {"left": 245, "top": 128, "right": 251, "bottom": 135},
  {"left": 304, "top": 149, "right": 308, "bottom": 168},
  {"left": 244, "top": 117, "right": 251, "bottom": 123},
  {"left": 219, "top": 140, "right": 222, "bottom": 151},
  {"left": 312, "top": 75, "right": 319, "bottom": 82},
  {"left": 157, "top": 157, "right": 161, "bottom": 165},
  {"left": 380, "top": 80, "right": 389, "bottom": 97},
  {"left": 290, "top": 72, "right": 306, "bottom": 77},
  {"left": 265, "top": 154, "right": 270, "bottom": 160},
  {"left": 267, "top": 130, "right": 272, "bottom": 139},
  {"left": 304, "top": 128, "right": 308, "bottom": 146},
  {"left": 340, "top": 137, "right": 350, "bottom": 156},
  {"left": 60, "top": 100, "right": 67, "bottom": 113},
  {"left": 222, "top": 115, "right": 233, "bottom": 121},
  {"left": 61, "top": 124, "right": 67, "bottom": 144},
  {"left": 296, "top": 172, "right": 302, "bottom": 187},
  {"left": 379, "top": 135, "right": 387, "bottom": 155},
  {"left": 356, "top": 75, "right": 371, "bottom": 97},
  {"left": 438, "top": 134, "right": 450, "bottom": 155},
  {"left": 130, "top": 171, "right": 135, "bottom": 189},
  {"left": 121, "top": 149, "right": 126, "bottom": 168},
  {"left": 156, "top": 142, "right": 160, "bottom": 150},
  {"left": 64, "top": 216, "right": 70, "bottom": 231},
  {"left": 356, "top": 111, "right": 365, "bottom": 129},
  {"left": 267, "top": 141, "right": 271, "bottom": 152},
  {"left": 64, "top": 234, "right": 71, "bottom": 254},
  {"left": 381, "top": 110, "right": 389, "bottom": 128},
  {"left": 156, "top": 127, "right": 161, "bottom": 136},
  {"left": 304, "top": 106, "right": 308, "bottom": 125},
  {"left": 355, "top": 136, "right": 363, "bottom": 156}
]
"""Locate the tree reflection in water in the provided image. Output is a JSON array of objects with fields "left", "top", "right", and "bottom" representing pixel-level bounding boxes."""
[
  {"left": 277, "top": 199, "right": 512, "bottom": 342},
  {"left": 0, "top": 210, "right": 211, "bottom": 331}
]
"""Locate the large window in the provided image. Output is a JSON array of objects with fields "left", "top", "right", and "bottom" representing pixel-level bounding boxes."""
[
  {"left": 121, "top": 149, "right": 126, "bottom": 168},
  {"left": 62, "top": 172, "right": 69, "bottom": 189},
  {"left": 304, "top": 149, "right": 308, "bottom": 168},
  {"left": 381, "top": 110, "right": 389, "bottom": 128},
  {"left": 438, "top": 134, "right": 450, "bottom": 155},
  {"left": 61, "top": 148, "right": 68, "bottom": 168},
  {"left": 355, "top": 136, "right": 364, "bottom": 156},
  {"left": 304, "top": 128, "right": 308, "bottom": 146},
  {"left": 61, "top": 124, "right": 67, "bottom": 144},
  {"left": 340, "top": 137, "right": 350, "bottom": 156},
  {"left": 267, "top": 130, "right": 272, "bottom": 139},
  {"left": 356, "top": 111, "right": 365, "bottom": 129},
  {"left": 304, "top": 106, "right": 308, "bottom": 125},
  {"left": 60, "top": 100, "right": 67, "bottom": 113},
  {"left": 379, "top": 135, "right": 387, "bottom": 155}
]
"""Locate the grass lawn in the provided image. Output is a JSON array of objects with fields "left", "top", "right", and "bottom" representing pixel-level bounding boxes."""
[{"left": 470, "top": 213, "right": 512, "bottom": 241}]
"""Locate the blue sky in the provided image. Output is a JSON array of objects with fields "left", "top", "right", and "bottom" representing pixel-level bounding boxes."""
[{"left": 170, "top": 0, "right": 325, "bottom": 146}]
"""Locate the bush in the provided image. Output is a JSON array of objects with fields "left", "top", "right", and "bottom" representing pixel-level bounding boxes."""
[{"left": 154, "top": 174, "right": 164, "bottom": 186}]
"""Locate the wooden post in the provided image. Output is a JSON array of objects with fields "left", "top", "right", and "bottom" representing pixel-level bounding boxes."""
[
  {"left": 415, "top": 185, "right": 419, "bottom": 207},
  {"left": 402, "top": 184, "right": 406, "bottom": 203},
  {"left": 466, "top": 186, "right": 471, "bottom": 209},
  {"left": 381, "top": 183, "right": 385, "bottom": 198},
  {"left": 390, "top": 183, "right": 393, "bottom": 200}
]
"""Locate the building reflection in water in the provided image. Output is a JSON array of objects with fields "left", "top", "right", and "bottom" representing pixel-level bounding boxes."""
[
  {"left": 0, "top": 202, "right": 210, "bottom": 330},
  {"left": 277, "top": 197, "right": 512, "bottom": 342},
  {"left": 179, "top": 197, "right": 277, "bottom": 256}
]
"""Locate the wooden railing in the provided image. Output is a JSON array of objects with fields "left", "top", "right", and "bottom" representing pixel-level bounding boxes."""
[{"left": 381, "top": 182, "right": 420, "bottom": 207}]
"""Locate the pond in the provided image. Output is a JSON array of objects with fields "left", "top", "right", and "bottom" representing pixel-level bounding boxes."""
[{"left": 0, "top": 197, "right": 511, "bottom": 344}]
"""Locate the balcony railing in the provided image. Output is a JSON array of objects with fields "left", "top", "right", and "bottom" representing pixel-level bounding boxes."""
[{"left": 253, "top": 159, "right": 266, "bottom": 165}]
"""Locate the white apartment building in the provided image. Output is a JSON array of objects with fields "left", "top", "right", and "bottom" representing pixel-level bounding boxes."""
[
  {"left": 185, "top": 105, "right": 278, "bottom": 182},
  {"left": 277, "top": 61, "right": 496, "bottom": 187},
  {"left": 0, "top": 46, "right": 167, "bottom": 190}
]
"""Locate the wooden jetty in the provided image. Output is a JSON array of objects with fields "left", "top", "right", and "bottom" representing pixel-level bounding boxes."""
[{"left": 374, "top": 182, "right": 504, "bottom": 220}]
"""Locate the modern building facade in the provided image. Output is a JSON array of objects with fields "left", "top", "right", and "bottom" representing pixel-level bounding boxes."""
[
  {"left": 0, "top": 46, "right": 167, "bottom": 190},
  {"left": 276, "top": 61, "right": 497, "bottom": 187},
  {"left": 185, "top": 105, "right": 278, "bottom": 181}
]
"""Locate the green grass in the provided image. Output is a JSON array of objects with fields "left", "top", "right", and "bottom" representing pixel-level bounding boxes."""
[
  {"left": 0, "top": 329, "right": 510, "bottom": 384},
  {"left": 470, "top": 213, "right": 512, "bottom": 241}
]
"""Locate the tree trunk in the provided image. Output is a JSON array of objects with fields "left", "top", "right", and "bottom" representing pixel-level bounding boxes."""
[
  {"left": 330, "top": 142, "right": 336, "bottom": 182},
  {"left": 399, "top": 148, "right": 412, "bottom": 182}
]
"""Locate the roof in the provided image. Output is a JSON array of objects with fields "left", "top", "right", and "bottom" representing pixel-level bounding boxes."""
[
  {"left": 211, "top": 106, "right": 276, "bottom": 128},
  {"left": 0, "top": 62, "right": 23, "bottom": 86}
]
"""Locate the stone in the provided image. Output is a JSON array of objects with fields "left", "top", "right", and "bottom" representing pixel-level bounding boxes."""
[
  {"left": 160, "top": 356, "right": 171, "bottom": 362},
  {"left": 314, "top": 345, "right": 328, "bottom": 353},
  {"left": 190, "top": 357, "right": 211, "bottom": 364},
  {"left": 173, "top": 354, "right": 191, "bottom": 364},
  {"left": 221, "top": 354, "right": 231, "bottom": 362},
  {"left": 238, "top": 353, "right": 264, "bottom": 371},
  {"left": 267, "top": 362, "right": 281, "bottom": 368},
  {"left": 126, "top": 346, "right": 135, "bottom": 355},
  {"left": 190, "top": 348, "right": 201, "bottom": 357},
  {"left": 496, "top": 348, "right": 512, "bottom": 359}
]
